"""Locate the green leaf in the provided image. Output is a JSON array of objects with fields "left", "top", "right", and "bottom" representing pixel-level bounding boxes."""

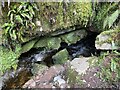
[
  {"left": 17, "top": 4, "right": 23, "bottom": 12},
  {"left": 108, "top": 10, "right": 119, "bottom": 28},
  {"left": 12, "top": 30, "right": 17, "bottom": 40},
  {"left": 103, "top": 16, "right": 108, "bottom": 29},
  {"left": 7, "top": 10, "right": 16, "bottom": 17},
  {"left": 10, "top": 13, "right": 14, "bottom": 23},
  {"left": 21, "top": 13, "right": 31, "bottom": 20},
  {"left": 15, "top": 15, "right": 23, "bottom": 23},
  {"left": 4, "top": 27, "right": 10, "bottom": 35},
  {"left": 111, "top": 59, "right": 116, "bottom": 72},
  {"left": 2, "top": 23, "right": 11, "bottom": 28},
  {"left": 28, "top": 5, "right": 35, "bottom": 15}
]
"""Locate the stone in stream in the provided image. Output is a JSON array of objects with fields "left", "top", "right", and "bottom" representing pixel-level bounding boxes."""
[
  {"left": 67, "top": 31, "right": 98, "bottom": 58},
  {"left": 52, "top": 49, "right": 69, "bottom": 64}
]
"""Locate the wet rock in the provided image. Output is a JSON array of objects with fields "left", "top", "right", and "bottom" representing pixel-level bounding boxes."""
[
  {"left": 70, "top": 57, "right": 90, "bottom": 75},
  {"left": 23, "top": 65, "right": 65, "bottom": 88},
  {"left": 67, "top": 31, "right": 98, "bottom": 58},
  {"left": 21, "top": 39, "right": 38, "bottom": 53},
  {"left": 1, "top": 67, "right": 32, "bottom": 89},
  {"left": 95, "top": 29, "right": 120, "bottom": 50},
  {"left": 52, "top": 49, "right": 69, "bottom": 64},
  {"left": 31, "top": 49, "right": 57, "bottom": 66}
]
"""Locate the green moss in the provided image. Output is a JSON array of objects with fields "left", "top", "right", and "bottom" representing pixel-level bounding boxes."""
[
  {"left": 21, "top": 39, "right": 37, "bottom": 53},
  {"left": 47, "top": 37, "right": 61, "bottom": 49},
  {"left": 52, "top": 49, "right": 69, "bottom": 64},
  {"left": 96, "top": 26, "right": 120, "bottom": 47},
  {"left": 60, "top": 30, "right": 87, "bottom": 45},
  {"left": 37, "top": 2, "right": 92, "bottom": 33},
  {"left": 0, "top": 44, "right": 21, "bottom": 75},
  {"left": 33, "top": 36, "right": 61, "bottom": 50}
]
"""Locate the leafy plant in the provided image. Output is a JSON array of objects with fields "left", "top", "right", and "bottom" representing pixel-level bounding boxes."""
[
  {"left": 93, "top": 2, "right": 119, "bottom": 32},
  {"left": 96, "top": 51, "right": 120, "bottom": 84},
  {"left": 0, "top": 44, "right": 21, "bottom": 75},
  {"left": 103, "top": 9, "right": 120, "bottom": 29},
  {"left": 2, "top": 2, "right": 38, "bottom": 48}
]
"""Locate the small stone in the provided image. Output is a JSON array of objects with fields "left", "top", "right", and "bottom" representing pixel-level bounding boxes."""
[{"left": 57, "top": 79, "right": 66, "bottom": 86}]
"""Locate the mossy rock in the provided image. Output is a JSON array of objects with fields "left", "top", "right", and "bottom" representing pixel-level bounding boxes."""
[
  {"left": 36, "top": 2, "right": 92, "bottom": 33},
  {"left": 47, "top": 37, "right": 61, "bottom": 49},
  {"left": 52, "top": 49, "right": 69, "bottom": 64},
  {"left": 60, "top": 30, "right": 87, "bottom": 45},
  {"left": 95, "top": 27, "right": 120, "bottom": 50},
  {"left": 21, "top": 39, "right": 38, "bottom": 53},
  {"left": 33, "top": 37, "right": 61, "bottom": 50}
]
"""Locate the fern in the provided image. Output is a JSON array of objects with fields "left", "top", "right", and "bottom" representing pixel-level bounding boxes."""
[
  {"left": 103, "top": 9, "right": 119, "bottom": 29},
  {"left": 2, "top": 2, "right": 38, "bottom": 48}
]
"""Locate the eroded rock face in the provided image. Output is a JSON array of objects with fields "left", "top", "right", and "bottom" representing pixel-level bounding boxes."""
[{"left": 95, "top": 28, "right": 120, "bottom": 50}]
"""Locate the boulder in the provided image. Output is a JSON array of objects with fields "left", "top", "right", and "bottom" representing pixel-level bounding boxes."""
[
  {"left": 52, "top": 49, "right": 69, "bottom": 64},
  {"left": 95, "top": 27, "right": 120, "bottom": 50}
]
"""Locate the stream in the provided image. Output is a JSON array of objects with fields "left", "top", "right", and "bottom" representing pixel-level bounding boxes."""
[{"left": 1, "top": 30, "right": 100, "bottom": 89}]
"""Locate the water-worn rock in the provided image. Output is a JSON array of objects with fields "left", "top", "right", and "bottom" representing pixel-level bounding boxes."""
[
  {"left": 95, "top": 28, "right": 120, "bottom": 50},
  {"left": 60, "top": 29, "right": 87, "bottom": 45}
]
